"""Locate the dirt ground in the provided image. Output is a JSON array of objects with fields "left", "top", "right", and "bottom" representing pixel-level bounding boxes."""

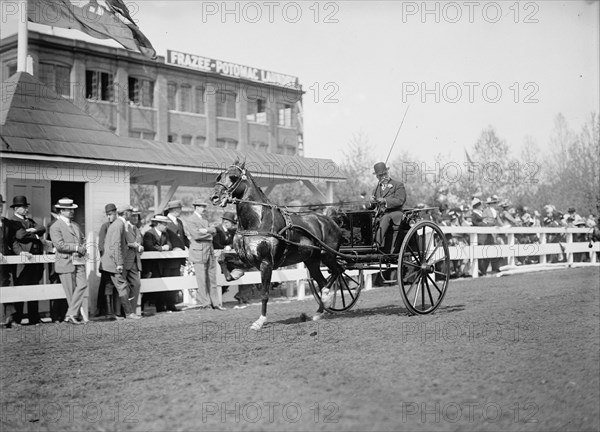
[{"left": 1, "top": 267, "right": 599, "bottom": 432}]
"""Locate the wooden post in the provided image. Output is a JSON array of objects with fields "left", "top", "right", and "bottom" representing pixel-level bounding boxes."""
[
  {"left": 508, "top": 232, "right": 515, "bottom": 266},
  {"left": 539, "top": 233, "right": 547, "bottom": 265},
  {"left": 470, "top": 233, "right": 478, "bottom": 279},
  {"left": 566, "top": 232, "right": 574, "bottom": 264}
]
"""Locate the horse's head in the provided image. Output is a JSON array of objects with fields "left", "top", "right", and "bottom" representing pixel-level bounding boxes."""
[{"left": 210, "top": 161, "right": 248, "bottom": 207}]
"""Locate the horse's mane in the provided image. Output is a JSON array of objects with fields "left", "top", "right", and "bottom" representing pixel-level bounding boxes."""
[{"left": 242, "top": 168, "right": 271, "bottom": 204}]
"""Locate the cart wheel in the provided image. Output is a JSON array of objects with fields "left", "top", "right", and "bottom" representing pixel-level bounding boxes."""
[
  {"left": 398, "top": 220, "right": 450, "bottom": 314},
  {"left": 308, "top": 269, "right": 364, "bottom": 312}
]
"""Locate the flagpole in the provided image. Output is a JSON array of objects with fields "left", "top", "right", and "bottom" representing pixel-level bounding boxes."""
[{"left": 17, "top": 0, "right": 29, "bottom": 72}]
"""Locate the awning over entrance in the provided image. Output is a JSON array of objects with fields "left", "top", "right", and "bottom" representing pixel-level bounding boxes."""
[{"left": 1, "top": 72, "right": 345, "bottom": 189}]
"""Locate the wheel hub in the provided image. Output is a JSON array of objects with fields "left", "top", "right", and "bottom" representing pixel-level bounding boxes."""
[{"left": 421, "top": 264, "right": 434, "bottom": 273}]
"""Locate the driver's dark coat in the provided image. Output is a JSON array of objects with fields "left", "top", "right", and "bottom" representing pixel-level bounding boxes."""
[{"left": 371, "top": 178, "right": 407, "bottom": 212}]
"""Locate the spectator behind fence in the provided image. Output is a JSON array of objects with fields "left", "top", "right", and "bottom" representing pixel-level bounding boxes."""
[
  {"left": 187, "top": 199, "right": 224, "bottom": 311},
  {"left": 45, "top": 209, "right": 68, "bottom": 322},
  {"left": 471, "top": 197, "right": 497, "bottom": 276},
  {"left": 49, "top": 198, "right": 88, "bottom": 325},
  {"left": 10, "top": 195, "right": 45, "bottom": 325},
  {"left": 142, "top": 215, "right": 172, "bottom": 313},
  {"left": 162, "top": 200, "right": 189, "bottom": 311},
  {"left": 100, "top": 204, "right": 141, "bottom": 320},
  {"left": 97, "top": 203, "right": 118, "bottom": 319},
  {"left": 124, "top": 206, "right": 144, "bottom": 315},
  {"left": 1, "top": 194, "right": 17, "bottom": 328}
]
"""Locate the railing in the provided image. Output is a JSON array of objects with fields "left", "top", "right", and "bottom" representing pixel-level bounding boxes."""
[
  {"left": 1, "top": 227, "right": 597, "bottom": 309},
  {"left": 439, "top": 226, "right": 598, "bottom": 278}
]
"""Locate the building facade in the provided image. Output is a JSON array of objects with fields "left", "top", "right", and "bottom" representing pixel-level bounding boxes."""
[{"left": 0, "top": 31, "right": 304, "bottom": 156}]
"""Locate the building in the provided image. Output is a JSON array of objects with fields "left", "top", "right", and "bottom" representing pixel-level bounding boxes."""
[
  {"left": 0, "top": 30, "right": 344, "bottom": 316},
  {"left": 0, "top": 30, "right": 304, "bottom": 156}
]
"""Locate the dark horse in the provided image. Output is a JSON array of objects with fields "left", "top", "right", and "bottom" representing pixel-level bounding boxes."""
[{"left": 210, "top": 161, "right": 343, "bottom": 330}]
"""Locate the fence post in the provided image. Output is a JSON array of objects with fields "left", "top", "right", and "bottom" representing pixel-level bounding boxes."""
[
  {"left": 539, "top": 233, "right": 547, "bottom": 265},
  {"left": 566, "top": 232, "right": 574, "bottom": 264},
  {"left": 297, "top": 263, "right": 306, "bottom": 300},
  {"left": 364, "top": 271, "right": 372, "bottom": 291},
  {"left": 470, "top": 233, "right": 478, "bottom": 278},
  {"left": 508, "top": 232, "right": 515, "bottom": 266}
]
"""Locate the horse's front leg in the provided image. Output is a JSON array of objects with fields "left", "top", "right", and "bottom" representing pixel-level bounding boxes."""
[{"left": 250, "top": 261, "right": 272, "bottom": 330}]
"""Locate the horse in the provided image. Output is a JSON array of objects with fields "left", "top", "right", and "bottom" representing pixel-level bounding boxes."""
[{"left": 210, "top": 160, "right": 344, "bottom": 330}]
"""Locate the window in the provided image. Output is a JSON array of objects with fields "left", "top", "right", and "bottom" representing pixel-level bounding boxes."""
[
  {"left": 180, "top": 84, "right": 192, "bottom": 112},
  {"left": 216, "top": 138, "right": 238, "bottom": 150},
  {"left": 194, "top": 86, "right": 205, "bottom": 114},
  {"left": 277, "top": 145, "right": 297, "bottom": 156},
  {"left": 167, "top": 83, "right": 177, "bottom": 110},
  {"left": 168, "top": 133, "right": 177, "bottom": 143},
  {"left": 128, "top": 77, "right": 154, "bottom": 107},
  {"left": 216, "top": 90, "right": 237, "bottom": 118},
  {"left": 86, "top": 70, "right": 114, "bottom": 101},
  {"left": 40, "top": 62, "right": 71, "bottom": 97},
  {"left": 250, "top": 141, "right": 268, "bottom": 152},
  {"left": 181, "top": 135, "right": 193, "bottom": 145},
  {"left": 278, "top": 103, "right": 292, "bottom": 127},
  {"left": 195, "top": 136, "right": 206, "bottom": 146},
  {"left": 247, "top": 98, "right": 267, "bottom": 123},
  {"left": 129, "top": 130, "right": 155, "bottom": 140},
  {"left": 7, "top": 63, "right": 17, "bottom": 78}
]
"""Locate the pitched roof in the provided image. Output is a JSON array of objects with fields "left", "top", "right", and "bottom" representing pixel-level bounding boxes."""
[{"left": 0, "top": 72, "right": 345, "bottom": 184}]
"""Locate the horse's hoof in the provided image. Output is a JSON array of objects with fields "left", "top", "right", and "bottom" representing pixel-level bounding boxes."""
[
  {"left": 312, "top": 313, "right": 324, "bottom": 321},
  {"left": 250, "top": 315, "right": 267, "bottom": 330},
  {"left": 320, "top": 289, "right": 333, "bottom": 308}
]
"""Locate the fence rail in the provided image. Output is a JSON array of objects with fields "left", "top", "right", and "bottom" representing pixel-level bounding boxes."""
[{"left": 1, "top": 226, "right": 598, "bottom": 305}]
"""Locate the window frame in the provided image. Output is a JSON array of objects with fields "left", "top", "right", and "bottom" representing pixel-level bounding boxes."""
[
  {"left": 216, "top": 90, "right": 237, "bottom": 119},
  {"left": 128, "top": 76, "right": 155, "bottom": 107},
  {"left": 86, "top": 69, "right": 114, "bottom": 102}
]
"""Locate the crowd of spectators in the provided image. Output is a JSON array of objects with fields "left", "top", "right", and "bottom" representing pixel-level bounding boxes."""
[
  {"left": 1, "top": 194, "right": 238, "bottom": 328},
  {"left": 419, "top": 193, "right": 598, "bottom": 277}
]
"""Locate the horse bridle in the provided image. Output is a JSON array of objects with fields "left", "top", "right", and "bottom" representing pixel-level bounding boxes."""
[{"left": 216, "top": 164, "right": 247, "bottom": 202}]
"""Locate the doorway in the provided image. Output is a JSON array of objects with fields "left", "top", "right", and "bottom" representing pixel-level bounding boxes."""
[{"left": 51, "top": 181, "right": 86, "bottom": 232}]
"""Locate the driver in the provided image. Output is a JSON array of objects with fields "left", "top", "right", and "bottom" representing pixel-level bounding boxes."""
[{"left": 369, "top": 162, "right": 407, "bottom": 252}]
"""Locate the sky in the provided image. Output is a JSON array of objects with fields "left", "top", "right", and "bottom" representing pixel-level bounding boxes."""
[{"left": 1, "top": 0, "right": 598, "bottom": 165}]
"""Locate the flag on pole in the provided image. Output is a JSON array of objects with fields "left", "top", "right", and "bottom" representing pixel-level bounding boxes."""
[
  {"left": 27, "top": 0, "right": 156, "bottom": 59},
  {"left": 464, "top": 147, "right": 476, "bottom": 175}
]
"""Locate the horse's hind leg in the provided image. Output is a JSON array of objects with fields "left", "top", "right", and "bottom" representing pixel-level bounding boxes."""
[
  {"left": 305, "top": 257, "right": 327, "bottom": 314},
  {"left": 306, "top": 252, "right": 342, "bottom": 318},
  {"left": 250, "top": 261, "right": 272, "bottom": 331}
]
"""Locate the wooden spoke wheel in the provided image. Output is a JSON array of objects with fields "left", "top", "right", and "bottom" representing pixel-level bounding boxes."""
[
  {"left": 398, "top": 221, "right": 450, "bottom": 315},
  {"left": 308, "top": 269, "right": 364, "bottom": 312}
]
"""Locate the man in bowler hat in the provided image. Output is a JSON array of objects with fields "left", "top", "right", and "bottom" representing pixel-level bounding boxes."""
[
  {"left": 97, "top": 203, "right": 118, "bottom": 318},
  {"left": 369, "top": 162, "right": 407, "bottom": 253},
  {"left": 10, "top": 195, "right": 45, "bottom": 325},
  {"left": 1, "top": 194, "right": 17, "bottom": 327},
  {"left": 162, "top": 200, "right": 190, "bottom": 311}
]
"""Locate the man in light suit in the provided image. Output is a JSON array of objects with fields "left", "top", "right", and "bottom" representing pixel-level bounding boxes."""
[
  {"left": 101, "top": 204, "right": 140, "bottom": 319},
  {"left": 369, "top": 162, "right": 407, "bottom": 253},
  {"left": 187, "top": 199, "right": 224, "bottom": 310},
  {"left": 49, "top": 198, "right": 88, "bottom": 325}
]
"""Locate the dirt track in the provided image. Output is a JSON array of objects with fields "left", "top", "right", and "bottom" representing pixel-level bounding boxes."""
[{"left": 1, "top": 267, "right": 599, "bottom": 431}]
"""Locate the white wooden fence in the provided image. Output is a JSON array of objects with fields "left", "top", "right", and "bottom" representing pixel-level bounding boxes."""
[{"left": 0, "top": 226, "right": 597, "bottom": 307}]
